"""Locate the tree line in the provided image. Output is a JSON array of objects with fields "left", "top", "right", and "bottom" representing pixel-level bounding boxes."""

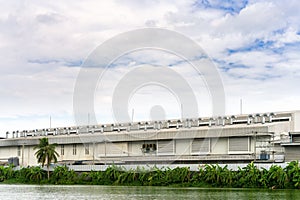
[{"left": 1, "top": 161, "right": 300, "bottom": 189}]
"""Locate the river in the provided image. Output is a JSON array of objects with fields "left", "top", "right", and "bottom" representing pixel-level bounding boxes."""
[{"left": 0, "top": 185, "right": 300, "bottom": 200}]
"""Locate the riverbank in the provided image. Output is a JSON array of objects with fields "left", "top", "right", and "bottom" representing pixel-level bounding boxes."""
[
  {"left": 1, "top": 184, "right": 300, "bottom": 200},
  {"left": 1, "top": 161, "right": 300, "bottom": 189}
]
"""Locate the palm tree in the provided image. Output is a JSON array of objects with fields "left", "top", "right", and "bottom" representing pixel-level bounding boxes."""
[{"left": 34, "top": 137, "right": 59, "bottom": 180}]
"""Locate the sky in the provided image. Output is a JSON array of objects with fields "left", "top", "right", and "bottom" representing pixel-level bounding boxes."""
[{"left": 1, "top": 0, "right": 300, "bottom": 136}]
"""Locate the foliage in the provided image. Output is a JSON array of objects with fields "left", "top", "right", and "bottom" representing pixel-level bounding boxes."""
[
  {"left": 2, "top": 161, "right": 300, "bottom": 189},
  {"left": 237, "top": 162, "right": 261, "bottom": 188},
  {"left": 0, "top": 165, "right": 15, "bottom": 181},
  {"left": 51, "top": 165, "right": 78, "bottom": 184},
  {"left": 285, "top": 161, "right": 300, "bottom": 188},
  {"left": 26, "top": 166, "right": 46, "bottom": 183}
]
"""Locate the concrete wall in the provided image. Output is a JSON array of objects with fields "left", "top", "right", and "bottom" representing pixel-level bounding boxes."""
[
  {"left": 66, "top": 163, "right": 289, "bottom": 172},
  {"left": 0, "top": 146, "right": 18, "bottom": 159},
  {"left": 128, "top": 141, "right": 144, "bottom": 156},
  {"left": 211, "top": 138, "right": 228, "bottom": 154},
  {"left": 22, "top": 145, "right": 37, "bottom": 166},
  {"left": 97, "top": 142, "right": 128, "bottom": 157},
  {"left": 10, "top": 144, "right": 98, "bottom": 166},
  {"left": 175, "top": 139, "right": 191, "bottom": 155},
  {"left": 268, "top": 121, "right": 291, "bottom": 134},
  {"left": 0, "top": 145, "right": 38, "bottom": 166},
  {"left": 293, "top": 111, "right": 300, "bottom": 131},
  {"left": 59, "top": 144, "right": 94, "bottom": 162}
]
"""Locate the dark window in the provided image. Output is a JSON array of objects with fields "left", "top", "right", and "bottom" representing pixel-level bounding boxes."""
[
  {"left": 61, "top": 145, "right": 64, "bottom": 155},
  {"left": 17, "top": 146, "right": 21, "bottom": 156},
  {"left": 85, "top": 144, "right": 89, "bottom": 155},
  {"left": 73, "top": 144, "right": 77, "bottom": 155}
]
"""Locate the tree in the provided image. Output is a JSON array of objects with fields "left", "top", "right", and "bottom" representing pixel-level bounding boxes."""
[{"left": 34, "top": 137, "right": 59, "bottom": 180}]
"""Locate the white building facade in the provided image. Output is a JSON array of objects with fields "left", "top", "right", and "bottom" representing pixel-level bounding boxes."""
[{"left": 0, "top": 111, "right": 300, "bottom": 166}]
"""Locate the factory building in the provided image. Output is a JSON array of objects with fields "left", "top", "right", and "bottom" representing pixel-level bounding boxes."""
[{"left": 0, "top": 111, "right": 299, "bottom": 166}]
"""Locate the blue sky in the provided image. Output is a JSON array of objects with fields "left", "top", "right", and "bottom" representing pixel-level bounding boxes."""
[{"left": 0, "top": 0, "right": 300, "bottom": 136}]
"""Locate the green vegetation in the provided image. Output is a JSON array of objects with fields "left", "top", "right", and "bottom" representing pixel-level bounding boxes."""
[
  {"left": 34, "top": 138, "right": 59, "bottom": 180},
  {"left": 1, "top": 161, "right": 300, "bottom": 189}
]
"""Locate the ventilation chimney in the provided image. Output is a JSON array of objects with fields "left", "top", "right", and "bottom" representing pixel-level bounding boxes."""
[
  {"left": 248, "top": 114, "right": 253, "bottom": 125},
  {"left": 230, "top": 116, "right": 236, "bottom": 125}
]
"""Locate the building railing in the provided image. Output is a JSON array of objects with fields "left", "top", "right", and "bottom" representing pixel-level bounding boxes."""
[{"left": 2, "top": 112, "right": 292, "bottom": 140}]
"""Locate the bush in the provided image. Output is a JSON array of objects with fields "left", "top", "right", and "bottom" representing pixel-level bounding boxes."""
[{"left": 1, "top": 161, "right": 300, "bottom": 189}]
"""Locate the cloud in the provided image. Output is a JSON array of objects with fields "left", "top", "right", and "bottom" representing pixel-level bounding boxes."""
[
  {"left": 35, "top": 12, "right": 65, "bottom": 25},
  {"left": 193, "top": 0, "right": 248, "bottom": 14},
  {"left": 1, "top": 0, "right": 300, "bottom": 136}
]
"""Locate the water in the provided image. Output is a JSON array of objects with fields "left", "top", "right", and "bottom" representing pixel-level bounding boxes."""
[{"left": 0, "top": 185, "right": 299, "bottom": 200}]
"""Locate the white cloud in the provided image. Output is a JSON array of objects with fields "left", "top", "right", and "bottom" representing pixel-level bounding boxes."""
[{"left": 1, "top": 0, "right": 300, "bottom": 137}]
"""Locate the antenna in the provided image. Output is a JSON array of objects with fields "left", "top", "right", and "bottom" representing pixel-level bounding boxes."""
[
  {"left": 181, "top": 103, "right": 183, "bottom": 120},
  {"left": 50, "top": 116, "right": 52, "bottom": 128},
  {"left": 240, "top": 99, "right": 243, "bottom": 115},
  {"left": 131, "top": 109, "right": 134, "bottom": 123}
]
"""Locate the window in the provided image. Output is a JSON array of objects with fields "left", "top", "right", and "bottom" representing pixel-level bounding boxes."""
[
  {"left": 192, "top": 139, "right": 210, "bottom": 154},
  {"left": 85, "top": 144, "right": 90, "bottom": 155},
  {"left": 157, "top": 140, "right": 174, "bottom": 155},
  {"left": 17, "top": 146, "right": 21, "bottom": 156},
  {"left": 61, "top": 145, "right": 64, "bottom": 156},
  {"left": 73, "top": 144, "right": 77, "bottom": 155},
  {"left": 228, "top": 137, "right": 249, "bottom": 152}
]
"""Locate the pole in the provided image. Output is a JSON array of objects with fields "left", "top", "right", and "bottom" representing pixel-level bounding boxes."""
[
  {"left": 22, "top": 144, "right": 24, "bottom": 166},
  {"left": 272, "top": 133, "right": 275, "bottom": 163},
  {"left": 93, "top": 142, "right": 95, "bottom": 165},
  {"left": 50, "top": 116, "right": 52, "bottom": 128},
  {"left": 254, "top": 131, "right": 257, "bottom": 162},
  {"left": 132, "top": 109, "right": 134, "bottom": 123},
  {"left": 240, "top": 99, "right": 243, "bottom": 115},
  {"left": 27, "top": 139, "right": 29, "bottom": 166},
  {"left": 181, "top": 104, "right": 183, "bottom": 120},
  {"left": 104, "top": 140, "right": 107, "bottom": 165}
]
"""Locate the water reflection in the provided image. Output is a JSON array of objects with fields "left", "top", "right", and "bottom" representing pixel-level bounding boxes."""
[{"left": 0, "top": 185, "right": 299, "bottom": 200}]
